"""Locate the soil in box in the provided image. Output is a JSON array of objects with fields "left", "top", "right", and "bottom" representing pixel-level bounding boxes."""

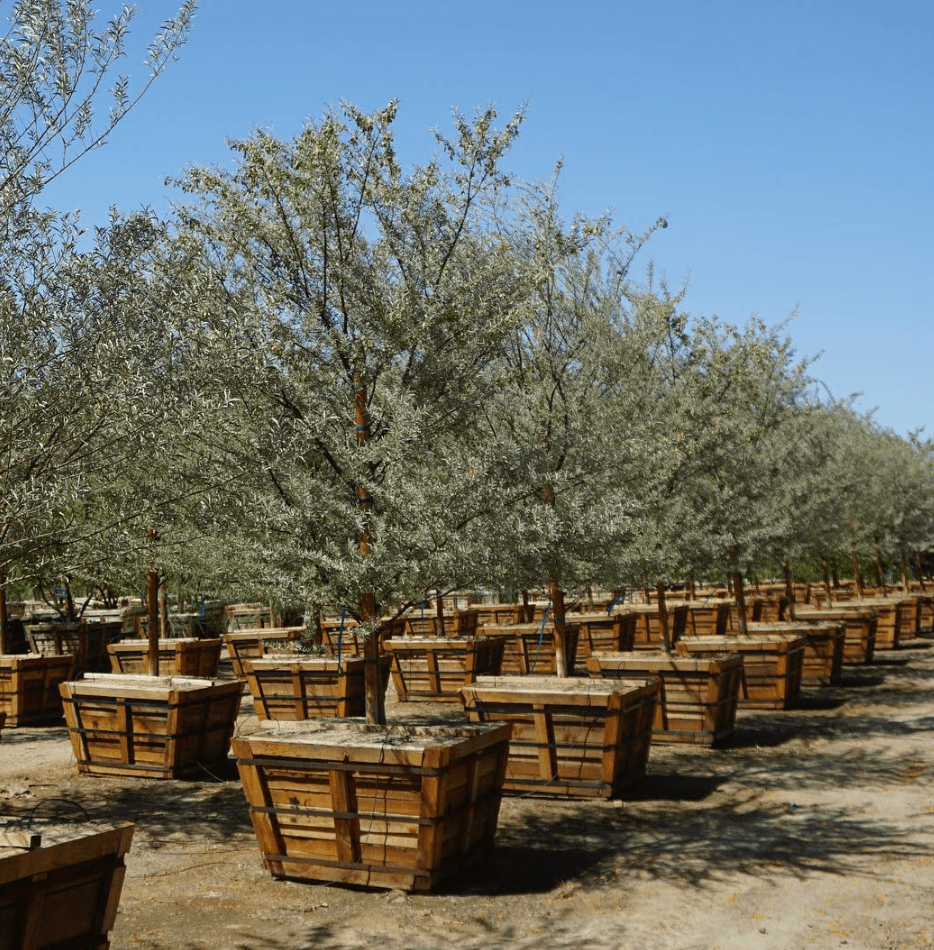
[
  {"left": 232, "top": 720, "right": 511, "bottom": 893},
  {"left": 0, "top": 654, "right": 74, "bottom": 726},
  {"left": 108, "top": 637, "right": 223, "bottom": 677},
  {"left": 0, "top": 823, "right": 134, "bottom": 950},
  {"left": 244, "top": 655, "right": 391, "bottom": 720},
  {"left": 59, "top": 674, "right": 243, "bottom": 778},
  {"left": 384, "top": 636, "right": 506, "bottom": 702},
  {"left": 587, "top": 651, "right": 744, "bottom": 746},
  {"left": 460, "top": 675, "right": 659, "bottom": 798},
  {"left": 676, "top": 635, "right": 805, "bottom": 710}
]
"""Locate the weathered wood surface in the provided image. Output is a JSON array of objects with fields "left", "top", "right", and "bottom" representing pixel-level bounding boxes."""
[
  {"left": 108, "top": 638, "right": 222, "bottom": 677},
  {"left": 0, "top": 823, "right": 134, "bottom": 950},
  {"left": 223, "top": 627, "right": 305, "bottom": 679},
  {"left": 479, "top": 623, "right": 580, "bottom": 675}
]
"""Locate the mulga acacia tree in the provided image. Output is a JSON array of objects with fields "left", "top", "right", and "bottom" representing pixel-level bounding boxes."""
[
  {"left": 0, "top": 0, "right": 196, "bottom": 650},
  {"left": 479, "top": 179, "right": 669, "bottom": 672},
  {"left": 171, "top": 102, "right": 529, "bottom": 722}
]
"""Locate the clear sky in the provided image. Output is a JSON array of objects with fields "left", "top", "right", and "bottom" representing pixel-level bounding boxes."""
[{"left": 37, "top": 0, "right": 934, "bottom": 438}]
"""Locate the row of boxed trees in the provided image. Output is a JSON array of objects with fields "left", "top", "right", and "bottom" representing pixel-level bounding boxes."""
[{"left": 2, "top": 10, "right": 932, "bottom": 705}]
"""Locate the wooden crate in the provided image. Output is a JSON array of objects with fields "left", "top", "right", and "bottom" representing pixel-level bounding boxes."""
[
  {"left": 0, "top": 654, "right": 74, "bottom": 726},
  {"left": 896, "top": 595, "right": 921, "bottom": 640},
  {"left": 384, "top": 636, "right": 505, "bottom": 702},
  {"left": 749, "top": 622, "right": 845, "bottom": 687},
  {"left": 674, "top": 601, "right": 731, "bottom": 638},
  {"left": 0, "top": 823, "right": 134, "bottom": 950},
  {"left": 223, "top": 604, "right": 274, "bottom": 630},
  {"left": 223, "top": 627, "right": 305, "bottom": 679},
  {"left": 59, "top": 674, "right": 243, "bottom": 779},
  {"left": 571, "top": 614, "right": 637, "bottom": 667},
  {"left": 794, "top": 606, "right": 877, "bottom": 665},
  {"left": 473, "top": 603, "right": 529, "bottom": 626},
  {"left": 460, "top": 675, "right": 659, "bottom": 798},
  {"left": 24, "top": 621, "right": 116, "bottom": 674},
  {"left": 614, "top": 605, "right": 670, "bottom": 650},
  {"left": 676, "top": 634, "right": 805, "bottom": 709},
  {"left": 244, "top": 655, "right": 390, "bottom": 720},
  {"left": 401, "top": 610, "right": 480, "bottom": 637},
  {"left": 587, "top": 651, "right": 743, "bottom": 746},
  {"left": 857, "top": 599, "right": 902, "bottom": 650},
  {"left": 107, "top": 638, "right": 222, "bottom": 677},
  {"left": 232, "top": 720, "right": 511, "bottom": 893},
  {"left": 481, "top": 623, "right": 579, "bottom": 675}
]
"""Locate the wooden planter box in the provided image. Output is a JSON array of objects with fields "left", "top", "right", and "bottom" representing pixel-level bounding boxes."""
[
  {"left": 673, "top": 601, "right": 731, "bottom": 638},
  {"left": 383, "top": 636, "right": 505, "bottom": 702},
  {"left": 571, "top": 614, "right": 637, "bottom": 668},
  {"left": 794, "top": 606, "right": 877, "bottom": 665},
  {"left": 400, "top": 610, "right": 480, "bottom": 637},
  {"left": 0, "top": 654, "right": 74, "bottom": 726},
  {"left": 749, "top": 621, "right": 845, "bottom": 687},
  {"left": 232, "top": 720, "right": 511, "bottom": 893},
  {"left": 460, "top": 675, "right": 659, "bottom": 798},
  {"left": 223, "top": 627, "right": 306, "bottom": 679},
  {"left": 24, "top": 621, "right": 117, "bottom": 674},
  {"left": 0, "top": 823, "right": 134, "bottom": 950},
  {"left": 244, "top": 655, "right": 390, "bottom": 720},
  {"left": 107, "top": 637, "right": 223, "bottom": 677},
  {"left": 586, "top": 651, "right": 744, "bottom": 746},
  {"left": 481, "top": 623, "right": 580, "bottom": 675},
  {"left": 59, "top": 674, "right": 243, "bottom": 779},
  {"left": 473, "top": 603, "right": 529, "bottom": 626},
  {"left": 676, "top": 634, "right": 806, "bottom": 709},
  {"left": 857, "top": 599, "right": 902, "bottom": 650}
]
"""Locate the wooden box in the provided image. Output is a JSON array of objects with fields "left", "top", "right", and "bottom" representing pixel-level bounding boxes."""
[
  {"left": 384, "top": 636, "right": 505, "bottom": 702},
  {"left": 674, "top": 601, "right": 731, "bottom": 638},
  {"left": 793, "top": 606, "right": 877, "bottom": 665},
  {"left": 0, "top": 654, "right": 74, "bottom": 726},
  {"left": 571, "top": 613, "right": 637, "bottom": 668},
  {"left": 107, "top": 637, "right": 222, "bottom": 677},
  {"left": 60, "top": 674, "right": 242, "bottom": 779},
  {"left": 232, "top": 720, "right": 511, "bottom": 892},
  {"left": 223, "top": 627, "right": 305, "bottom": 679},
  {"left": 24, "top": 621, "right": 116, "bottom": 674},
  {"left": 473, "top": 603, "right": 529, "bottom": 626},
  {"left": 749, "top": 621, "right": 845, "bottom": 687},
  {"left": 401, "top": 610, "right": 480, "bottom": 637},
  {"left": 676, "top": 634, "right": 805, "bottom": 709},
  {"left": 244, "top": 655, "right": 390, "bottom": 720},
  {"left": 587, "top": 651, "right": 743, "bottom": 746},
  {"left": 0, "top": 824, "right": 134, "bottom": 950},
  {"left": 460, "top": 675, "right": 659, "bottom": 798},
  {"left": 481, "top": 623, "right": 579, "bottom": 675}
]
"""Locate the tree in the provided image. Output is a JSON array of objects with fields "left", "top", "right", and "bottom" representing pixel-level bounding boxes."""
[
  {"left": 170, "top": 102, "right": 528, "bottom": 721},
  {"left": 0, "top": 1, "right": 196, "bottom": 651}
]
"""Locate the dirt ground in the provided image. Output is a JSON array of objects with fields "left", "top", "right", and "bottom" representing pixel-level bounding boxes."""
[{"left": 3, "top": 634, "right": 934, "bottom": 950}]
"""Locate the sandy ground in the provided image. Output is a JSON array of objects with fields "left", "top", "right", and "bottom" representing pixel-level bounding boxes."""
[{"left": 2, "top": 635, "right": 934, "bottom": 950}]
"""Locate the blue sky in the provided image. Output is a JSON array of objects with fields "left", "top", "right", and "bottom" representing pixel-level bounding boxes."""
[{"left": 39, "top": 0, "right": 933, "bottom": 437}]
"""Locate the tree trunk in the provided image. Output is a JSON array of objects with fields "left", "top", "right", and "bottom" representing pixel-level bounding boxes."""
[
  {"left": 0, "top": 568, "right": 8, "bottom": 655},
  {"left": 549, "top": 579, "right": 569, "bottom": 678},
  {"left": 782, "top": 561, "right": 797, "bottom": 621},
  {"left": 355, "top": 373, "right": 385, "bottom": 724},
  {"left": 733, "top": 571, "right": 749, "bottom": 636},
  {"left": 655, "top": 583, "right": 672, "bottom": 653},
  {"left": 820, "top": 553, "right": 833, "bottom": 605},
  {"left": 147, "top": 566, "right": 160, "bottom": 676},
  {"left": 435, "top": 587, "right": 446, "bottom": 636},
  {"left": 851, "top": 546, "right": 864, "bottom": 599}
]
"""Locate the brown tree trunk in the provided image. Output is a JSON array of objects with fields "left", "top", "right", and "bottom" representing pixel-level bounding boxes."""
[
  {"left": 435, "top": 587, "right": 446, "bottom": 636},
  {"left": 549, "top": 579, "right": 569, "bottom": 678},
  {"left": 0, "top": 568, "right": 8, "bottom": 655},
  {"left": 147, "top": 566, "right": 160, "bottom": 676},
  {"left": 782, "top": 561, "right": 797, "bottom": 621},
  {"left": 655, "top": 583, "right": 672, "bottom": 653},
  {"left": 733, "top": 571, "right": 749, "bottom": 636},
  {"left": 355, "top": 373, "right": 385, "bottom": 724},
  {"left": 820, "top": 553, "right": 833, "bottom": 605}
]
